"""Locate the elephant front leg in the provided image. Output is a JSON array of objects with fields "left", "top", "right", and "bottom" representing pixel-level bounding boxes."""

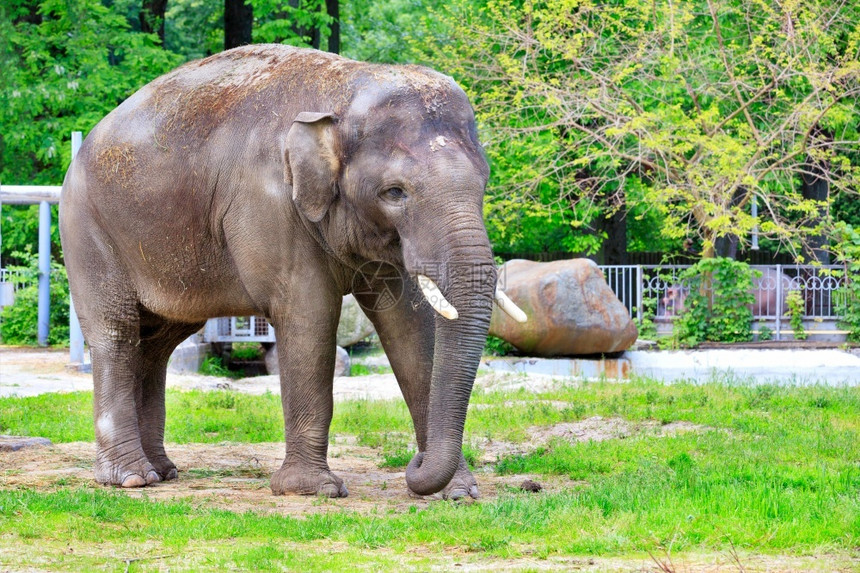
[
  {"left": 269, "top": 303, "right": 348, "bottom": 498},
  {"left": 355, "top": 278, "right": 479, "bottom": 500}
]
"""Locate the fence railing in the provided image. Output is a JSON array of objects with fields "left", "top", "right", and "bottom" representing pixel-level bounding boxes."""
[
  {"left": 2, "top": 263, "right": 847, "bottom": 343},
  {"left": 203, "top": 264, "right": 848, "bottom": 343},
  {"left": 0, "top": 268, "right": 28, "bottom": 292},
  {"left": 602, "top": 264, "right": 845, "bottom": 340}
]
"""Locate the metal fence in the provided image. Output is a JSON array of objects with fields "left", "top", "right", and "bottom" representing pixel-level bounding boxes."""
[
  {"left": 602, "top": 264, "right": 846, "bottom": 340},
  {"left": 0, "top": 268, "right": 28, "bottom": 292},
  {"left": 2, "top": 263, "right": 846, "bottom": 343}
]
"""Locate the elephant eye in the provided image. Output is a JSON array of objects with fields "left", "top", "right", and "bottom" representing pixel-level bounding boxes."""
[{"left": 381, "top": 187, "right": 407, "bottom": 202}]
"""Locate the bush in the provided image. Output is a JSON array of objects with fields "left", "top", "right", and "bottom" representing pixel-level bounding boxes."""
[
  {"left": 484, "top": 335, "right": 516, "bottom": 356},
  {"left": 832, "top": 223, "right": 860, "bottom": 342},
  {"left": 674, "top": 258, "right": 755, "bottom": 345},
  {"left": 0, "top": 255, "right": 70, "bottom": 346}
]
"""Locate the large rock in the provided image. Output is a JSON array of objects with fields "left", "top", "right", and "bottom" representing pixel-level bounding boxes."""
[
  {"left": 490, "top": 259, "right": 638, "bottom": 356},
  {"left": 337, "top": 294, "right": 376, "bottom": 347},
  {"left": 0, "top": 435, "right": 52, "bottom": 452}
]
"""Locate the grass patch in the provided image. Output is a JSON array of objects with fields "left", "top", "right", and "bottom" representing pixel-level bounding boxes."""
[
  {"left": 230, "top": 342, "right": 263, "bottom": 361},
  {"left": 198, "top": 355, "right": 244, "bottom": 378},
  {"left": 1, "top": 377, "right": 859, "bottom": 567},
  {"left": 349, "top": 362, "right": 394, "bottom": 376}
]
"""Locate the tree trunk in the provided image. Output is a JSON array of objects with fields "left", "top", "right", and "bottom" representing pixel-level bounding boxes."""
[
  {"left": 802, "top": 157, "right": 831, "bottom": 265},
  {"left": 310, "top": 25, "right": 321, "bottom": 50},
  {"left": 713, "top": 234, "right": 739, "bottom": 259},
  {"left": 326, "top": 0, "right": 340, "bottom": 53},
  {"left": 140, "top": 0, "right": 168, "bottom": 46},
  {"left": 712, "top": 186, "right": 747, "bottom": 259},
  {"left": 600, "top": 205, "right": 627, "bottom": 264},
  {"left": 224, "top": 0, "right": 253, "bottom": 50}
]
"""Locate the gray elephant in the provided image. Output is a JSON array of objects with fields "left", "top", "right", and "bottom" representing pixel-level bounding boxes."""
[{"left": 59, "top": 45, "right": 525, "bottom": 499}]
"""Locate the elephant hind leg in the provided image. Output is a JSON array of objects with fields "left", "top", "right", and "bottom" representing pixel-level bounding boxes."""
[
  {"left": 135, "top": 310, "right": 205, "bottom": 481},
  {"left": 85, "top": 294, "right": 162, "bottom": 487}
]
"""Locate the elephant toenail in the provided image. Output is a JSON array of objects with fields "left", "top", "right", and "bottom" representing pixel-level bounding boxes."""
[{"left": 121, "top": 474, "right": 147, "bottom": 488}]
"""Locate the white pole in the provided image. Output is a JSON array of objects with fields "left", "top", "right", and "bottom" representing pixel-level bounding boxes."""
[
  {"left": 68, "top": 131, "right": 87, "bottom": 366},
  {"left": 751, "top": 195, "right": 759, "bottom": 251},
  {"left": 37, "top": 200, "right": 51, "bottom": 345}
]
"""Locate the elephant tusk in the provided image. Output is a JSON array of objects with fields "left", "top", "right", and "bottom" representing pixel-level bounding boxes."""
[
  {"left": 417, "top": 274, "right": 459, "bottom": 320},
  {"left": 495, "top": 288, "right": 528, "bottom": 323}
]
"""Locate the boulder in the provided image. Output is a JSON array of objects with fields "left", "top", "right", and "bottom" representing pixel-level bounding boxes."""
[
  {"left": 490, "top": 259, "right": 638, "bottom": 356},
  {"left": 337, "top": 294, "right": 376, "bottom": 347},
  {"left": 265, "top": 344, "right": 351, "bottom": 377},
  {"left": 0, "top": 435, "right": 52, "bottom": 452}
]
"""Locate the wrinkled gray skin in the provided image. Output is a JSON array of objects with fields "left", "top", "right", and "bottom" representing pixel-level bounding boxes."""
[{"left": 59, "top": 45, "right": 495, "bottom": 499}]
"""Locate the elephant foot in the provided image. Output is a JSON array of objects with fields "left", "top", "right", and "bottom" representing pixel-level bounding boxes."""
[
  {"left": 408, "top": 456, "right": 480, "bottom": 501},
  {"left": 270, "top": 462, "right": 349, "bottom": 498},
  {"left": 95, "top": 456, "right": 161, "bottom": 488},
  {"left": 147, "top": 455, "right": 179, "bottom": 481}
]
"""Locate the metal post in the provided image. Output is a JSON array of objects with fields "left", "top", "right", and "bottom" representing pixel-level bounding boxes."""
[
  {"left": 636, "top": 265, "right": 644, "bottom": 325},
  {"left": 751, "top": 195, "right": 759, "bottom": 251},
  {"left": 69, "top": 131, "right": 87, "bottom": 365},
  {"left": 775, "top": 263, "right": 782, "bottom": 341},
  {"left": 37, "top": 200, "right": 51, "bottom": 345}
]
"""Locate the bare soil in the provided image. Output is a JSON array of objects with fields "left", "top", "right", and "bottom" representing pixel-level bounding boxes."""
[{"left": 0, "top": 440, "right": 578, "bottom": 515}]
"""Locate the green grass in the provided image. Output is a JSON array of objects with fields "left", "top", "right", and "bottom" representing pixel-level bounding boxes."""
[{"left": 1, "top": 376, "right": 859, "bottom": 569}]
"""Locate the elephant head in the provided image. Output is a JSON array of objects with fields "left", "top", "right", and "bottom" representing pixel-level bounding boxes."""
[{"left": 282, "top": 68, "right": 525, "bottom": 495}]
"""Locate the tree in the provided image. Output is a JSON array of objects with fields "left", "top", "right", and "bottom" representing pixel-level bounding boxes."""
[
  {"left": 425, "top": 0, "right": 860, "bottom": 260},
  {"left": 0, "top": 0, "right": 181, "bottom": 264},
  {"left": 325, "top": 0, "right": 338, "bottom": 53},
  {"left": 139, "top": 0, "right": 168, "bottom": 45},
  {"left": 250, "top": 0, "right": 335, "bottom": 50},
  {"left": 224, "top": 0, "right": 253, "bottom": 49}
]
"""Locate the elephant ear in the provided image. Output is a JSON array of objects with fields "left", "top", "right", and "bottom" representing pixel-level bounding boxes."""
[{"left": 284, "top": 111, "right": 339, "bottom": 223}]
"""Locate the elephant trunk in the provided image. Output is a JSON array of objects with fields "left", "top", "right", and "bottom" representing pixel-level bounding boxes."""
[{"left": 404, "top": 220, "right": 495, "bottom": 496}]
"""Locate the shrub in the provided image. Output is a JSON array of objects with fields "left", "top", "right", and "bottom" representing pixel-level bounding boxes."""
[
  {"left": 484, "top": 335, "right": 516, "bottom": 356},
  {"left": 674, "top": 257, "right": 755, "bottom": 345},
  {"left": 832, "top": 223, "right": 860, "bottom": 342},
  {"left": 786, "top": 289, "right": 807, "bottom": 341},
  {"left": 0, "top": 255, "right": 70, "bottom": 346}
]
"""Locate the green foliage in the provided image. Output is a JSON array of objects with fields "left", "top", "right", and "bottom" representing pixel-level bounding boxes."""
[
  {"left": 230, "top": 342, "right": 263, "bottom": 361},
  {"left": 0, "top": 0, "right": 181, "bottom": 187},
  {"left": 419, "top": 0, "right": 860, "bottom": 258},
  {"left": 379, "top": 445, "right": 415, "bottom": 469},
  {"left": 674, "top": 258, "right": 755, "bottom": 345},
  {"left": 250, "top": 0, "right": 332, "bottom": 46},
  {"left": 198, "top": 355, "right": 244, "bottom": 378},
  {"left": 341, "top": 0, "right": 435, "bottom": 63},
  {"left": 0, "top": 205, "right": 62, "bottom": 267},
  {"left": 0, "top": 253, "right": 69, "bottom": 345},
  {"left": 758, "top": 325, "right": 773, "bottom": 342},
  {"left": 483, "top": 335, "right": 515, "bottom": 357},
  {"left": 164, "top": 0, "right": 222, "bottom": 59},
  {"left": 635, "top": 295, "right": 658, "bottom": 340},
  {"left": 349, "top": 362, "right": 393, "bottom": 376},
  {"left": 831, "top": 222, "right": 860, "bottom": 342},
  {"left": 786, "top": 289, "right": 807, "bottom": 341}
]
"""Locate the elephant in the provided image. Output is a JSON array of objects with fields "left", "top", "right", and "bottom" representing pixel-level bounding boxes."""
[{"left": 59, "top": 44, "right": 526, "bottom": 499}]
